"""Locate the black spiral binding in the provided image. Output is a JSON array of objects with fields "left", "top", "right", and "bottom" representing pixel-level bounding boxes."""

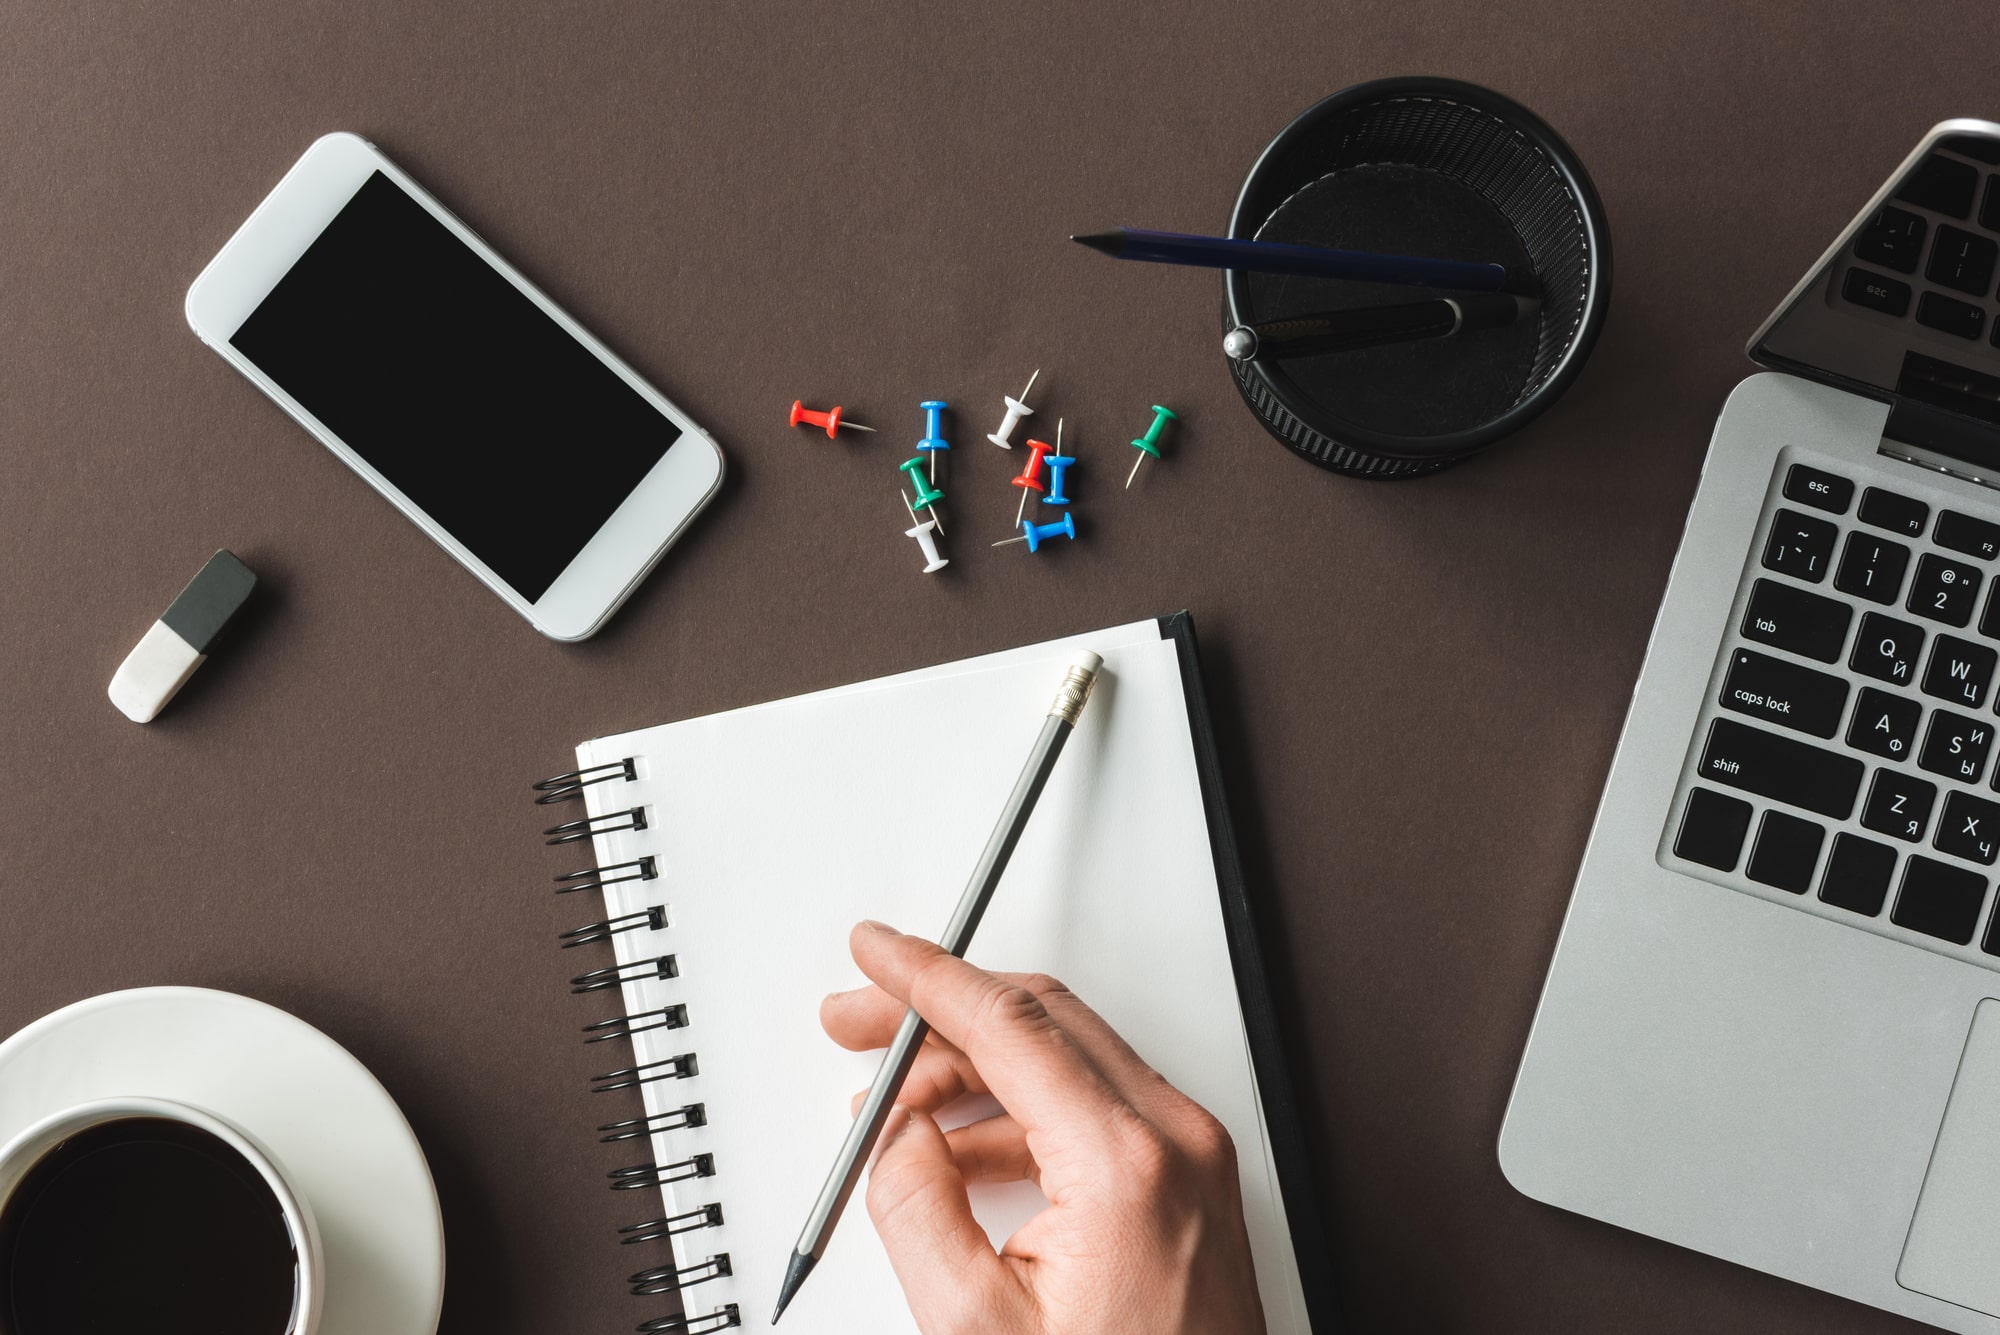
[
  {"left": 637, "top": 1307, "right": 740, "bottom": 1334},
  {"left": 600, "top": 1104, "right": 706, "bottom": 1143},
  {"left": 629, "top": 1254, "right": 731, "bottom": 1295},
  {"left": 538, "top": 759, "right": 733, "bottom": 1334},
  {"left": 618, "top": 1202, "right": 723, "bottom": 1244},
  {"left": 534, "top": 758, "right": 637, "bottom": 805}
]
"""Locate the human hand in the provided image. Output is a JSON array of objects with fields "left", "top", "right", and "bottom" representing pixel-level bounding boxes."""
[{"left": 819, "top": 919, "right": 1267, "bottom": 1335}]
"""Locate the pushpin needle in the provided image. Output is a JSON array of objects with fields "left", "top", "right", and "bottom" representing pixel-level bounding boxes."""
[{"left": 1125, "top": 452, "right": 1145, "bottom": 489}]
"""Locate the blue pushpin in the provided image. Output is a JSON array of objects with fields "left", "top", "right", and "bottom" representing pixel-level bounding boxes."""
[
  {"left": 1044, "top": 453, "right": 1076, "bottom": 505},
  {"left": 992, "top": 511, "right": 1077, "bottom": 552},
  {"left": 916, "top": 400, "right": 949, "bottom": 483}
]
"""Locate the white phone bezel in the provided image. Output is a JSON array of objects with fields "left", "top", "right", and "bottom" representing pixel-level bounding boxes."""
[{"left": 184, "top": 132, "right": 724, "bottom": 642}]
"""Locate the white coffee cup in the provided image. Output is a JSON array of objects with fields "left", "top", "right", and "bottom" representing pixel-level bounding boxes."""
[{"left": 0, "top": 1095, "right": 324, "bottom": 1334}]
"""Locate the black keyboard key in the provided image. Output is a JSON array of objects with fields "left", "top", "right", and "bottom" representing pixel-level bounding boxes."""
[
  {"left": 1842, "top": 266, "right": 1911, "bottom": 317},
  {"left": 1834, "top": 532, "right": 1911, "bottom": 604},
  {"left": 1763, "top": 509, "right": 1838, "bottom": 583},
  {"left": 1917, "top": 292, "right": 1985, "bottom": 340},
  {"left": 1909, "top": 553, "right": 1983, "bottom": 626},
  {"left": 1920, "top": 709, "right": 1994, "bottom": 783},
  {"left": 1862, "top": 769, "right": 1937, "bottom": 842},
  {"left": 1892, "top": 856, "right": 1988, "bottom": 945},
  {"left": 1859, "top": 487, "right": 1929, "bottom": 537},
  {"left": 1853, "top": 205, "right": 1927, "bottom": 273},
  {"left": 1935, "top": 510, "right": 2000, "bottom": 561},
  {"left": 1698, "top": 718, "right": 1864, "bottom": 819},
  {"left": 1897, "top": 153, "right": 1979, "bottom": 218},
  {"left": 1674, "top": 787, "right": 1752, "bottom": 871},
  {"left": 1820, "top": 833, "right": 1897, "bottom": 916},
  {"left": 1981, "top": 586, "right": 2000, "bottom": 641},
  {"left": 1848, "top": 686, "right": 1922, "bottom": 762},
  {"left": 1936, "top": 791, "right": 2000, "bottom": 865},
  {"left": 1926, "top": 224, "right": 1998, "bottom": 296},
  {"left": 1782, "top": 464, "right": 1854, "bottom": 514},
  {"left": 1984, "top": 175, "right": 2000, "bottom": 233},
  {"left": 1985, "top": 905, "right": 2000, "bottom": 956},
  {"left": 1719, "top": 650, "right": 1849, "bottom": 738},
  {"left": 1741, "top": 579, "right": 1852, "bottom": 663},
  {"left": 1851, "top": 612, "right": 1925, "bottom": 686},
  {"left": 1746, "top": 811, "right": 1825, "bottom": 894},
  {"left": 1922, "top": 634, "right": 1997, "bottom": 708}
]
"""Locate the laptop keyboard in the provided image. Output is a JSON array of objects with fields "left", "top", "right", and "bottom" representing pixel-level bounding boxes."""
[{"left": 1665, "top": 454, "right": 2000, "bottom": 964}]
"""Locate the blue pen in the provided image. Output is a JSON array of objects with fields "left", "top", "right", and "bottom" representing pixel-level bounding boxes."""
[{"left": 1072, "top": 227, "right": 1516, "bottom": 293}]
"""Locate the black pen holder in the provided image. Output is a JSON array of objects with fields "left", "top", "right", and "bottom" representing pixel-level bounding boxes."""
[{"left": 1224, "top": 77, "right": 1611, "bottom": 478}]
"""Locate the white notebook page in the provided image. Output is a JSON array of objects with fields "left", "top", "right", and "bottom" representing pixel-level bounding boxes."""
[{"left": 577, "top": 629, "right": 1309, "bottom": 1334}]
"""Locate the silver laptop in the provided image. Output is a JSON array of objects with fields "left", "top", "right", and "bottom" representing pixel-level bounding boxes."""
[{"left": 1502, "top": 119, "right": 2000, "bottom": 1332}]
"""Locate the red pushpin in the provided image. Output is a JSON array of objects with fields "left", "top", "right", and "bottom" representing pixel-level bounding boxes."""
[
  {"left": 1011, "top": 437, "right": 1055, "bottom": 528},
  {"left": 788, "top": 400, "right": 877, "bottom": 439}
]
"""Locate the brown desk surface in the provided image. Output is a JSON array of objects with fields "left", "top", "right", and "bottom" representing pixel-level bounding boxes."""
[{"left": 1, "top": 2, "right": 1981, "bottom": 1331}]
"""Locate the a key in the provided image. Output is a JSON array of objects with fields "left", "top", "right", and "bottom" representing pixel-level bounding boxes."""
[
  {"left": 1859, "top": 488, "right": 1929, "bottom": 538},
  {"left": 1719, "top": 650, "right": 1849, "bottom": 738},
  {"left": 1697, "top": 718, "right": 1864, "bottom": 819},
  {"left": 1935, "top": 510, "right": 2000, "bottom": 562},
  {"left": 1741, "top": 579, "right": 1851, "bottom": 663},
  {"left": 1782, "top": 464, "right": 1854, "bottom": 514},
  {"left": 1934, "top": 790, "right": 2000, "bottom": 865},
  {"left": 1919, "top": 709, "right": 1994, "bottom": 783},
  {"left": 1745, "top": 810, "right": 1825, "bottom": 894},
  {"left": 1861, "top": 769, "right": 1937, "bottom": 843},
  {"left": 1847, "top": 687, "right": 1922, "bottom": 762},
  {"left": 1673, "top": 787, "right": 1752, "bottom": 872},
  {"left": 1850, "top": 612, "right": 1924, "bottom": 686},
  {"left": 1921, "top": 634, "right": 1997, "bottom": 709},
  {"left": 1834, "top": 532, "right": 1911, "bottom": 605},
  {"left": 1891, "top": 856, "right": 1988, "bottom": 945},
  {"left": 1819, "top": 832, "right": 1897, "bottom": 917},
  {"left": 1762, "top": 509, "right": 1838, "bottom": 583},
  {"left": 1908, "top": 552, "right": 1982, "bottom": 627}
]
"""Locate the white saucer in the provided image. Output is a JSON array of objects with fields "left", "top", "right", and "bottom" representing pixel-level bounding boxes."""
[{"left": 0, "top": 987, "right": 444, "bottom": 1335}]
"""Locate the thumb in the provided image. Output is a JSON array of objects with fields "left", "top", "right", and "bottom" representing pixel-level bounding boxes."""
[{"left": 866, "top": 1108, "right": 1027, "bottom": 1331}]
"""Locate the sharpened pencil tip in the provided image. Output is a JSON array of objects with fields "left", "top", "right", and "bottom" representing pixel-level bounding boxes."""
[
  {"left": 1070, "top": 231, "right": 1123, "bottom": 257},
  {"left": 774, "top": 1250, "right": 815, "bottom": 1325}
]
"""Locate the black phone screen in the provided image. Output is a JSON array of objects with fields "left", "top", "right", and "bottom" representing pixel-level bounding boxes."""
[{"left": 229, "top": 170, "right": 679, "bottom": 602}]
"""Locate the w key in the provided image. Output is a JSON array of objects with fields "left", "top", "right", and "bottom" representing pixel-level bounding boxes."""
[
  {"left": 1719, "top": 650, "right": 1848, "bottom": 738},
  {"left": 1935, "top": 790, "right": 2000, "bottom": 865},
  {"left": 1922, "top": 634, "right": 1998, "bottom": 709}
]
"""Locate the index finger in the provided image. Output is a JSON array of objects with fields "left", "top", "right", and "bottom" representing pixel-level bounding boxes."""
[{"left": 848, "top": 921, "right": 1127, "bottom": 1151}]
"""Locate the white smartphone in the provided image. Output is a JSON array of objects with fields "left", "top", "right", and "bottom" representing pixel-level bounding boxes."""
[{"left": 185, "top": 132, "right": 724, "bottom": 641}]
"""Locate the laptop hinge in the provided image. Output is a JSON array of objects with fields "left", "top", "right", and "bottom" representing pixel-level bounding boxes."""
[{"left": 1882, "top": 365, "right": 2000, "bottom": 490}]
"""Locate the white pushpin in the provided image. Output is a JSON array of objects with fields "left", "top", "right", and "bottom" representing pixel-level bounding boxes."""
[
  {"left": 985, "top": 368, "right": 1040, "bottom": 449},
  {"left": 901, "top": 491, "right": 949, "bottom": 574}
]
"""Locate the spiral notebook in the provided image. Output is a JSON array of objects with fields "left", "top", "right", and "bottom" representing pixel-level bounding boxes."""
[{"left": 533, "top": 614, "right": 1337, "bottom": 1334}]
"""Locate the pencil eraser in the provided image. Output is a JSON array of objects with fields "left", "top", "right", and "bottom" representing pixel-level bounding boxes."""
[{"left": 109, "top": 550, "right": 257, "bottom": 723}]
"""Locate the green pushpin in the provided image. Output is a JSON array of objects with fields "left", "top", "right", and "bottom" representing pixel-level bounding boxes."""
[
  {"left": 1125, "top": 405, "right": 1178, "bottom": 488},
  {"left": 898, "top": 456, "right": 944, "bottom": 531}
]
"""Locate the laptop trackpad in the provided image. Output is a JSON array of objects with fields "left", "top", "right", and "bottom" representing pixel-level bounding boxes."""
[{"left": 1900, "top": 997, "right": 2000, "bottom": 1317}]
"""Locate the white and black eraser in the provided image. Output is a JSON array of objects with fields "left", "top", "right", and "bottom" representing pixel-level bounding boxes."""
[{"left": 109, "top": 550, "right": 258, "bottom": 723}]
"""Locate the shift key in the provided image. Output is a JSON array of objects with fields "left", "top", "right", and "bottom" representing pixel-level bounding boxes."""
[
  {"left": 1699, "top": 718, "right": 1864, "bottom": 819},
  {"left": 1719, "top": 649, "right": 1850, "bottom": 737}
]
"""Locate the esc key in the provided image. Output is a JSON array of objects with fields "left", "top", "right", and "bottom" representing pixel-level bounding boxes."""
[{"left": 1784, "top": 463, "right": 1854, "bottom": 515}]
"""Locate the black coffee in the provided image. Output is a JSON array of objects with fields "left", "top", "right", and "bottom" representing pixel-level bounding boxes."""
[{"left": 0, "top": 1117, "right": 298, "bottom": 1335}]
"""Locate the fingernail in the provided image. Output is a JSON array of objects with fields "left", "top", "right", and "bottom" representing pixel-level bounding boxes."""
[
  {"left": 882, "top": 1105, "right": 914, "bottom": 1145},
  {"left": 858, "top": 919, "right": 898, "bottom": 936}
]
